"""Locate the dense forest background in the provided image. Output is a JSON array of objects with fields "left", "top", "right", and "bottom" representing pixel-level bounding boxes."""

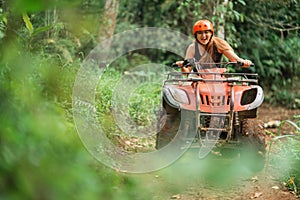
[{"left": 0, "top": 0, "right": 299, "bottom": 199}]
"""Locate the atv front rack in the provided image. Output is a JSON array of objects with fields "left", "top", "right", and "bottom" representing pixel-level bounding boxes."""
[{"left": 164, "top": 72, "right": 259, "bottom": 84}]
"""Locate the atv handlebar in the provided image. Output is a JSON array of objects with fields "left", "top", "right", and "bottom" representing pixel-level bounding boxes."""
[
  {"left": 236, "top": 61, "right": 254, "bottom": 67},
  {"left": 171, "top": 63, "right": 180, "bottom": 68}
]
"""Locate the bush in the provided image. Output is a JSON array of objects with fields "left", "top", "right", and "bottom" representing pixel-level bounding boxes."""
[{"left": 267, "top": 116, "right": 300, "bottom": 196}]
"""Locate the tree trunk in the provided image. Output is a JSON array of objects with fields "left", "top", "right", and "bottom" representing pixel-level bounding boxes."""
[
  {"left": 94, "top": 0, "right": 119, "bottom": 63},
  {"left": 216, "top": 0, "right": 228, "bottom": 39},
  {"left": 98, "top": 0, "right": 119, "bottom": 45}
]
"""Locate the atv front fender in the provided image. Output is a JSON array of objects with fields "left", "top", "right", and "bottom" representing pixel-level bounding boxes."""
[{"left": 163, "top": 85, "right": 190, "bottom": 109}]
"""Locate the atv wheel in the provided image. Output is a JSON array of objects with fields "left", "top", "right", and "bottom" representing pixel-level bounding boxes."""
[
  {"left": 155, "top": 113, "right": 180, "bottom": 149},
  {"left": 239, "top": 118, "right": 267, "bottom": 171}
]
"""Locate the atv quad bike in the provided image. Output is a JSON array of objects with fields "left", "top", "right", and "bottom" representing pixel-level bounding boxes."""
[{"left": 156, "top": 59, "right": 267, "bottom": 170}]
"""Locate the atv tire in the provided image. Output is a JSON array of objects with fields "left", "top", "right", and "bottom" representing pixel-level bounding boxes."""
[
  {"left": 155, "top": 113, "right": 180, "bottom": 149},
  {"left": 239, "top": 118, "right": 267, "bottom": 171}
]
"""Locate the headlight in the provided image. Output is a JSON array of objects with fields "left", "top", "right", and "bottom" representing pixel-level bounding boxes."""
[{"left": 241, "top": 88, "right": 257, "bottom": 105}]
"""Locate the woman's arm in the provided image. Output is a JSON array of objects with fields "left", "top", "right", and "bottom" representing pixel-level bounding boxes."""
[
  {"left": 223, "top": 49, "right": 253, "bottom": 67},
  {"left": 214, "top": 37, "right": 252, "bottom": 67}
]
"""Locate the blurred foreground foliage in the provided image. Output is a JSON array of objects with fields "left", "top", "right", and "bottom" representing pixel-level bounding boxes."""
[
  {"left": 0, "top": 1, "right": 151, "bottom": 199},
  {"left": 0, "top": 43, "right": 152, "bottom": 199}
]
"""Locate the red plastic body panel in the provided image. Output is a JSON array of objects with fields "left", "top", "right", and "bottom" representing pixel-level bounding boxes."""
[{"left": 173, "top": 68, "right": 257, "bottom": 113}]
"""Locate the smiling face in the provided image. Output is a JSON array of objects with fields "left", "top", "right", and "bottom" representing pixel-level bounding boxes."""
[{"left": 196, "top": 30, "right": 213, "bottom": 45}]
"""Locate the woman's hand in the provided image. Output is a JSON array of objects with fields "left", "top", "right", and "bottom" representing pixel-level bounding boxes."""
[
  {"left": 176, "top": 60, "right": 184, "bottom": 67},
  {"left": 239, "top": 59, "right": 253, "bottom": 68},
  {"left": 175, "top": 60, "right": 192, "bottom": 74}
]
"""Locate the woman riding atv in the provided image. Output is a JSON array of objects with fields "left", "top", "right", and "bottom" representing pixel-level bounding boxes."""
[{"left": 177, "top": 19, "right": 252, "bottom": 70}]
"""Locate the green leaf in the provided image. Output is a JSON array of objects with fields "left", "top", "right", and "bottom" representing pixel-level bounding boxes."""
[
  {"left": 238, "top": 0, "right": 246, "bottom": 6},
  {"left": 22, "top": 13, "right": 33, "bottom": 36},
  {"left": 32, "top": 25, "right": 53, "bottom": 37},
  {"left": 228, "top": 1, "right": 233, "bottom": 10}
]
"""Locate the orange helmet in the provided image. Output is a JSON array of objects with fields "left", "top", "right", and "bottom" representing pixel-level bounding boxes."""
[{"left": 193, "top": 20, "right": 214, "bottom": 35}]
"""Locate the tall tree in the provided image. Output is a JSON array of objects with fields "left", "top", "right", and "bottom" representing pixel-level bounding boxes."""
[
  {"left": 97, "top": 0, "right": 119, "bottom": 47},
  {"left": 214, "top": 0, "right": 229, "bottom": 39}
]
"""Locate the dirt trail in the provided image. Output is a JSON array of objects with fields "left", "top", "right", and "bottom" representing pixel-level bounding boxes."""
[
  {"left": 141, "top": 152, "right": 299, "bottom": 200},
  {"left": 174, "top": 171, "right": 298, "bottom": 200}
]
